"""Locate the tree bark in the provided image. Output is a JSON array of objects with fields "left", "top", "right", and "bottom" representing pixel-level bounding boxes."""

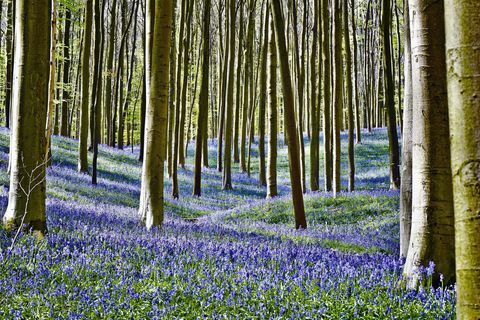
[
  {"left": 344, "top": 0, "right": 354, "bottom": 192},
  {"left": 445, "top": 0, "right": 480, "bottom": 317},
  {"left": 267, "top": 9, "right": 277, "bottom": 198},
  {"left": 321, "top": 0, "right": 332, "bottom": 192},
  {"left": 193, "top": 0, "right": 211, "bottom": 197},
  {"left": 78, "top": 0, "right": 93, "bottom": 173},
  {"left": 3, "top": 0, "right": 51, "bottom": 235},
  {"left": 403, "top": 0, "right": 455, "bottom": 288},
  {"left": 139, "top": 0, "right": 172, "bottom": 229},
  {"left": 399, "top": 0, "right": 412, "bottom": 258},
  {"left": 270, "top": 0, "right": 306, "bottom": 229}
]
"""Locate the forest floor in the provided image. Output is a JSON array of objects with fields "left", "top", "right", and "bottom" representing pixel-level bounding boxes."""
[{"left": 0, "top": 128, "right": 455, "bottom": 319}]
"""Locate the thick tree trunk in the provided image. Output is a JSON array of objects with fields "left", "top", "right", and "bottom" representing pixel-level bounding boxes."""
[
  {"left": 399, "top": 0, "right": 412, "bottom": 258},
  {"left": 403, "top": 0, "right": 455, "bottom": 288},
  {"left": 270, "top": 0, "right": 306, "bottom": 229},
  {"left": 3, "top": 0, "right": 50, "bottom": 235},
  {"left": 445, "top": 1, "right": 480, "bottom": 318},
  {"left": 139, "top": 0, "right": 172, "bottom": 229}
]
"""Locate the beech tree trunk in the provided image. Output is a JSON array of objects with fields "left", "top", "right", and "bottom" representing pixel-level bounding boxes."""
[
  {"left": 321, "top": 0, "right": 332, "bottom": 192},
  {"left": 3, "top": 0, "right": 51, "bottom": 235},
  {"left": 445, "top": 1, "right": 480, "bottom": 317},
  {"left": 139, "top": 0, "right": 172, "bottom": 229},
  {"left": 403, "top": 0, "right": 455, "bottom": 288},
  {"left": 270, "top": 0, "right": 306, "bottom": 229},
  {"left": 267, "top": 8, "right": 277, "bottom": 198}
]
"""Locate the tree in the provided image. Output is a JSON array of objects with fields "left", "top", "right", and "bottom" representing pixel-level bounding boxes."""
[
  {"left": 222, "top": 0, "right": 235, "bottom": 190},
  {"left": 382, "top": 0, "right": 400, "bottom": 190},
  {"left": 403, "top": 0, "right": 455, "bottom": 288},
  {"left": 60, "top": 8, "right": 72, "bottom": 137},
  {"left": 258, "top": 3, "right": 268, "bottom": 187},
  {"left": 105, "top": 0, "right": 118, "bottom": 147},
  {"left": 332, "top": 0, "right": 343, "bottom": 196},
  {"left": 193, "top": 0, "right": 211, "bottom": 197},
  {"left": 3, "top": 0, "right": 51, "bottom": 235},
  {"left": 343, "top": 0, "right": 354, "bottom": 192},
  {"left": 445, "top": 1, "right": 480, "bottom": 317},
  {"left": 399, "top": 0, "right": 412, "bottom": 258},
  {"left": 309, "top": 0, "right": 319, "bottom": 192},
  {"left": 139, "top": 0, "right": 173, "bottom": 229},
  {"left": 266, "top": 8, "right": 277, "bottom": 198},
  {"left": 270, "top": 0, "right": 306, "bottom": 229},
  {"left": 4, "top": 0, "right": 14, "bottom": 129},
  {"left": 321, "top": 0, "right": 332, "bottom": 192},
  {"left": 78, "top": 0, "right": 93, "bottom": 173}
]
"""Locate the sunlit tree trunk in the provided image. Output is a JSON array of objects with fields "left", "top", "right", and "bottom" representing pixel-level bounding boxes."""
[
  {"left": 332, "top": 0, "right": 343, "bottom": 196},
  {"left": 4, "top": 0, "right": 14, "bottom": 129},
  {"left": 222, "top": 0, "right": 235, "bottom": 190},
  {"left": 321, "top": 0, "right": 332, "bottom": 192},
  {"left": 267, "top": 10, "right": 277, "bottom": 198},
  {"left": 399, "top": 0, "right": 412, "bottom": 258},
  {"left": 78, "top": 0, "right": 93, "bottom": 173},
  {"left": 258, "top": 3, "right": 268, "bottom": 187},
  {"left": 445, "top": 1, "right": 480, "bottom": 317},
  {"left": 3, "top": 0, "right": 51, "bottom": 235},
  {"left": 139, "top": 0, "right": 172, "bottom": 229},
  {"left": 403, "top": 0, "right": 455, "bottom": 288}
]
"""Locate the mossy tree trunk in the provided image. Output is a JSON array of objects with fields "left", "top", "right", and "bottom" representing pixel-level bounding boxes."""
[
  {"left": 139, "top": 0, "right": 172, "bottom": 229},
  {"left": 445, "top": 0, "right": 480, "bottom": 317},
  {"left": 3, "top": 0, "right": 51, "bottom": 235}
]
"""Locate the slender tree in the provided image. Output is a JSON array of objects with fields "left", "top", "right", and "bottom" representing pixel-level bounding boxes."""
[
  {"left": 3, "top": 0, "right": 51, "bottom": 235},
  {"left": 399, "top": 0, "right": 412, "bottom": 258},
  {"left": 222, "top": 0, "right": 235, "bottom": 190},
  {"left": 309, "top": 0, "right": 319, "bottom": 192},
  {"left": 382, "top": 0, "right": 400, "bottom": 190},
  {"left": 321, "top": 0, "right": 332, "bottom": 192},
  {"left": 445, "top": 1, "right": 480, "bottom": 317},
  {"left": 193, "top": 0, "right": 211, "bottom": 197},
  {"left": 332, "top": 0, "right": 343, "bottom": 196},
  {"left": 78, "top": 0, "right": 93, "bottom": 173},
  {"left": 258, "top": 3, "right": 269, "bottom": 187},
  {"left": 60, "top": 8, "right": 72, "bottom": 137},
  {"left": 4, "top": 0, "right": 14, "bottom": 129},
  {"left": 139, "top": 0, "right": 173, "bottom": 229},
  {"left": 267, "top": 9, "right": 277, "bottom": 198},
  {"left": 270, "top": 0, "right": 306, "bottom": 229}
]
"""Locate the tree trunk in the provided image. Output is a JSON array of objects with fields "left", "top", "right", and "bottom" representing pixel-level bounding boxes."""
[
  {"left": 270, "top": 0, "right": 306, "bottom": 229},
  {"left": 222, "top": 0, "right": 235, "bottom": 190},
  {"left": 309, "top": 0, "right": 319, "bottom": 192},
  {"left": 78, "top": 0, "right": 93, "bottom": 173},
  {"left": 382, "top": 0, "right": 400, "bottom": 190},
  {"left": 403, "top": 0, "right": 455, "bottom": 288},
  {"left": 60, "top": 8, "right": 71, "bottom": 137},
  {"left": 193, "top": 0, "right": 211, "bottom": 197},
  {"left": 321, "top": 0, "right": 332, "bottom": 192},
  {"left": 399, "top": 0, "right": 412, "bottom": 258},
  {"left": 332, "top": 0, "right": 343, "bottom": 196},
  {"left": 258, "top": 3, "right": 268, "bottom": 187},
  {"left": 3, "top": 0, "right": 50, "bottom": 235},
  {"left": 105, "top": 0, "right": 117, "bottom": 147},
  {"left": 445, "top": 1, "right": 480, "bottom": 317},
  {"left": 344, "top": 0, "right": 354, "bottom": 192},
  {"left": 267, "top": 9, "right": 277, "bottom": 198},
  {"left": 351, "top": 0, "right": 360, "bottom": 144},
  {"left": 4, "top": 0, "right": 14, "bottom": 129},
  {"left": 139, "top": 0, "right": 172, "bottom": 229}
]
